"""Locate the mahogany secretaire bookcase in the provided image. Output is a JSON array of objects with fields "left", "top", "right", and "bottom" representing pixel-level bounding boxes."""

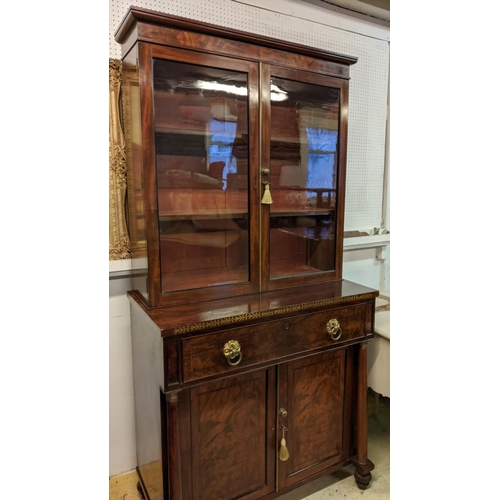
[{"left": 115, "top": 7, "right": 378, "bottom": 500}]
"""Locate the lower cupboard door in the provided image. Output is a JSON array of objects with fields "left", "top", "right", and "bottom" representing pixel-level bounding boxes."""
[
  {"left": 187, "top": 368, "right": 276, "bottom": 500},
  {"left": 277, "top": 348, "right": 353, "bottom": 489}
]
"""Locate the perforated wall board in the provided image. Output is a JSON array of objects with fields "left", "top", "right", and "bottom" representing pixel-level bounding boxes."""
[{"left": 109, "top": 0, "right": 389, "bottom": 231}]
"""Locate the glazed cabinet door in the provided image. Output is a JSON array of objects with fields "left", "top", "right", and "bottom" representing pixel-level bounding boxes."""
[
  {"left": 178, "top": 368, "right": 276, "bottom": 500},
  {"left": 277, "top": 348, "right": 353, "bottom": 489},
  {"left": 139, "top": 43, "right": 260, "bottom": 306},
  {"left": 260, "top": 65, "right": 350, "bottom": 290}
]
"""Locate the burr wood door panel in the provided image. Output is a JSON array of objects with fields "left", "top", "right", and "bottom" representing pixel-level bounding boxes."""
[
  {"left": 278, "top": 349, "right": 350, "bottom": 489},
  {"left": 188, "top": 368, "right": 276, "bottom": 500}
]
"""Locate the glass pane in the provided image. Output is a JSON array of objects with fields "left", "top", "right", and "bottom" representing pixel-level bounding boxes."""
[
  {"left": 153, "top": 60, "right": 250, "bottom": 293},
  {"left": 269, "top": 77, "right": 340, "bottom": 280}
]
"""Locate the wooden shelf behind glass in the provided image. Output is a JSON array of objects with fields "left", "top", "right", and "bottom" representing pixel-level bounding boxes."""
[
  {"left": 159, "top": 209, "right": 247, "bottom": 221},
  {"left": 270, "top": 261, "right": 325, "bottom": 279},
  {"left": 270, "top": 209, "right": 332, "bottom": 217},
  {"left": 162, "top": 265, "right": 249, "bottom": 293},
  {"left": 155, "top": 126, "right": 246, "bottom": 139},
  {"left": 276, "top": 227, "right": 335, "bottom": 241}
]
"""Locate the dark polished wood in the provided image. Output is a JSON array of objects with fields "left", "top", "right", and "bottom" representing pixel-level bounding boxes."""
[
  {"left": 127, "top": 281, "right": 377, "bottom": 500},
  {"left": 260, "top": 62, "right": 271, "bottom": 292},
  {"left": 335, "top": 74, "right": 350, "bottom": 279},
  {"left": 352, "top": 342, "right": 375, "bottom": 489},
  {"left": 142, "top": 43, "right": 260, "bottom": 307},
  {"left": 129, "top": 280, "right": 377, "bottom": 335},
  {"left": 138, "top": 23, "right": 351, "bottom": 78},
  {"left": 137, "top": 41, "right": 160, "bottom": 306},
  {"left": 118, "top": 8, "right": 377, "bottom": 500},
  {"left": 182, "top": 303, "right": 366, "bottom": 383},
  {"left": 189, "top": 369, "right": 276, "bottom": 500},
  {"left": 265, "top": 65, "right": 348, "bottom": 289},
  {"left": 166, "top": 392, "right": 183, "bottom": 500},
  {"left": 115, "top": 7, "right": 357, "bottom": 68},
  {"left": 278, "top": 350, "right": 347, "bottom": 488},
  {"left": 118, "top": 7, "right": 360, "bottom": 307}
]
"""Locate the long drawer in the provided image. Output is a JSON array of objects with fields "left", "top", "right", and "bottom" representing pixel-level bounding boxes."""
[{"left": 182, "top": 302, "right": 368, "bottom": 383}]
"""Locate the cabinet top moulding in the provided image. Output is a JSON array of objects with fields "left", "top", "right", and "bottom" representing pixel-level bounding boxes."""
[{"left": 114, "top": 6, "right": 358, "bottom": 71}]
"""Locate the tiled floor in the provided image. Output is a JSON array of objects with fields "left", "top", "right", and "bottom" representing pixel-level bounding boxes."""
[{"left": 109, "top": 391, "right": 389, "bottom": 500}]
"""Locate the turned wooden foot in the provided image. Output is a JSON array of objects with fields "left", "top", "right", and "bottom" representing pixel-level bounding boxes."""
[
  {"left": 351, "top": 457, "right": 374, "bottom": 490},
  {"left": 354, "top": 468, "right": 372, "bottom": 490}
]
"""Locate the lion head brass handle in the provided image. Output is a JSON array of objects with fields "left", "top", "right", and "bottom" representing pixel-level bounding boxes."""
[
  {"left": 327, "top": 318, "right": 342, "bottom": 341},
  {"left": 223, "top": 340, "right": 243, "bottom": 366}
]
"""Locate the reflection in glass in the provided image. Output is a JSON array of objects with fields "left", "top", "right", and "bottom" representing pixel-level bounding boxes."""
[
  {"left": 269, "top": 77, "right": 340, "bottom": 279},
  {"left": 153, "top": 60, "right": 250, "bottom": 293}
]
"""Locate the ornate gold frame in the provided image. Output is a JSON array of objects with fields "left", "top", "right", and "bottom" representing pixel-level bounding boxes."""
[{"left": 109, "top": 58, "right": 131, "bottom": 260}]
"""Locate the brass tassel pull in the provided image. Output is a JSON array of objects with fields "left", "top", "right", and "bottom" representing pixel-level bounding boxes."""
[
  {"left": 279, "top": 425, "right": 289, "bottom": 461},
  {"left": 279, "top": 437, "right": 290, "bottom": 461},
  {"left": 261, "top": 182, "right": 273, "bottom": 204}
]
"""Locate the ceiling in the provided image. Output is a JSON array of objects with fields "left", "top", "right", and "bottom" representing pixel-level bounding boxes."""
[{"left": 317, "top": 0, "right": 390, "bottom": 22}]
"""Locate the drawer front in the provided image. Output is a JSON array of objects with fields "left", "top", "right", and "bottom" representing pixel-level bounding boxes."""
[{"left": 182, "top": 303, "right": 367, "bottom": 383}]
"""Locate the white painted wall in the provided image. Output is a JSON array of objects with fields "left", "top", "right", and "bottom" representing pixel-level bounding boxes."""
[
  {"left": 109, "top": 277, "right": 137, "bottom": 476},
  {"left": 108, "top": 0, "right": 390, "bottom": 477}
]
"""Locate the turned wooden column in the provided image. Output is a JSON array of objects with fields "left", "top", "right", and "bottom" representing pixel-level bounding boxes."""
[
  {"left": 166, "top": 391, "right": 183, "bottom": 500},
  {"left": 352, "top": 341, "right": 374, "bottom": 489}
]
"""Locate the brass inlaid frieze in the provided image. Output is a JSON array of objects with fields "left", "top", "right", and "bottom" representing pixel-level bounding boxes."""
[{"left": 172, "top": 293, "right": 375, "bottom": 334}]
